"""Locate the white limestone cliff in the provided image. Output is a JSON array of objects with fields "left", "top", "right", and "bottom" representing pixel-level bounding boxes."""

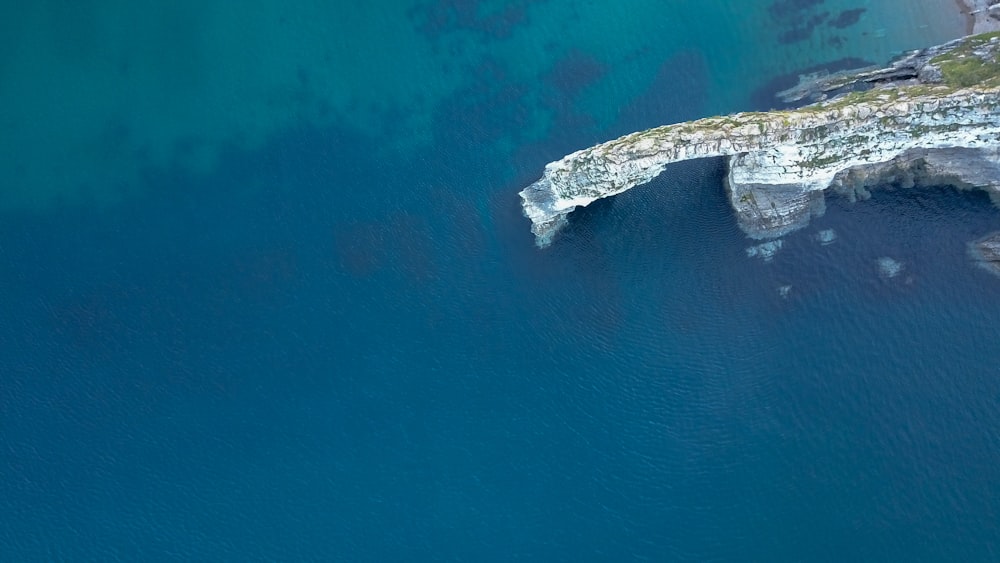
[{"left": 520, "top": 32, "right": 1000, "bottom": 247}]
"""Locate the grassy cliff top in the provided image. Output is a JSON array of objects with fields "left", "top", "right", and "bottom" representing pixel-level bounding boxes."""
[
  {"left": 578, "top": 32, "right": 1000, "bottom": 159},
  {"left": 930, "top": 31, "right": 1000, "bottom": 88}
]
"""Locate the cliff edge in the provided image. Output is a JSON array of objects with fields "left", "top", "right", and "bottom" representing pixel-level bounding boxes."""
[{"left": 520, "top": 32, "right": 1000, "bottom": 247}]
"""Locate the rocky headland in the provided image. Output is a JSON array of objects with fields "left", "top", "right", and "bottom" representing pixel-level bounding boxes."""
[{"left": 520, "top": 31, "right": 1000, "bottom": 251}]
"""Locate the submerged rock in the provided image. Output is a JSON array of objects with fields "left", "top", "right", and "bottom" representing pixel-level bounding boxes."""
[
  {"left": 877, "top": 257, "right": 905, "bottom": 279},
  {"left": 969, "top": 231, "right": 1000, "bottom": 276},
  {"left": 815, "top": 229, "right": 837, "bottom": 245},
  {"left": 520, "top": 31, "right": 1000, "bottom": 251},
  {"left": 746, "top": 239, "right": 784, "bottom": 262}
]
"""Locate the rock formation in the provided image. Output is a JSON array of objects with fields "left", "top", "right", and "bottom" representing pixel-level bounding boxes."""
[
  {"left": 520, "top": 32, "right": 1000, "bottom": 247},
  {"left": 969, "top": 230, "right": 1000, "bottom": 276}
]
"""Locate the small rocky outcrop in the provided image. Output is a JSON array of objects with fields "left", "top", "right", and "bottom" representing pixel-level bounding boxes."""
[{"left": 969, "top": 231, "right": 1000, "bottom": 275}]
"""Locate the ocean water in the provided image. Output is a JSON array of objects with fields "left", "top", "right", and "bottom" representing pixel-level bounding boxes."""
[{"left": 1, "top": 0, "right": 998, "bottom": 560}]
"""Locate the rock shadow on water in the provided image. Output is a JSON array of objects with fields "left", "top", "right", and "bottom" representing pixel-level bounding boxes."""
[
  {"left": 781, "top": 184, "right": 1000, "bottom": 302},
  {"left": 556, "top": 157, "right": 731, "bottom": 257},
  {"left": 492, "top": 188, "right": 626, "bottom": 351},
  {"left": 534, "top": 157, "right": 767, "bottom": 340}
]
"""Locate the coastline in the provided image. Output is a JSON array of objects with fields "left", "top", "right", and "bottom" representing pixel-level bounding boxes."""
[
  {"left": 520, "top": 29, "right": 1000, "bottom": 246},
  {"left": 954, "top": 0, "right": 1000, "bottom": 33}
]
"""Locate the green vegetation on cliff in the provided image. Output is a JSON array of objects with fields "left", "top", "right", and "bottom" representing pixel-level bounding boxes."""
[
  {"left": 627, "top": 32, "right": 1000, "bottom": 151},
  {"left": 931, "top": 31, "right": 1000, "bottom": 88},
  {"left": 522, "top": 32, "right": 1000, "bottom": 247}
]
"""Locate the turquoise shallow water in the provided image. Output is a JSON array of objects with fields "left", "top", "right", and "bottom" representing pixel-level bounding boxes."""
[{"left": 1, "top": 1, "right": 999, "bottom": 559}]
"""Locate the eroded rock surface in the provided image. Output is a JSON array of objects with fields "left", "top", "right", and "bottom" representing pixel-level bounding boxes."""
[{"left": 520, "top": 32, "right": 1000, "bottom": 248}]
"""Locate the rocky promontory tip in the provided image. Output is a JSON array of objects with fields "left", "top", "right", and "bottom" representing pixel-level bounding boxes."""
[{"left": 520, "top": 31, "right": 1000, "bottom": 249}]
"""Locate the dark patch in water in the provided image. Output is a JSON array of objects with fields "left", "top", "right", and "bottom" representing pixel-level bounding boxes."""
[
  {"left": 408, "top": 0, "right": 546, "bottom": 42},
  {"left": 609, "top": 50, "right": 709, "bottom": 138},
  {"left": 777, "top": 11, "right": 829, "bottom": 44},
  {"left": 509, "top": 50, "right": 607, "bottom": 168},
  {"left": 11, "top": 5, "right": 1000, "bottom": 558},
  {"left": 433, "top": 57, "right": 533, "bottom": 148},
  {"left": 748, "top": 56, "right": 874, "bottom": 110},
  {"left": 545, "top": 49, "right": 607, "bottom": 97},
  {"left": 767, "top": 0, "right": 829, "bottom": 45},
  {"left": 829, "top": 8, "right": 865, "bottom": 29}
]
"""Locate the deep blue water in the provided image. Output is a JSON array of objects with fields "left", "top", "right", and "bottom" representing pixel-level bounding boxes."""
[{"left": 2, "top": 1, "right": 999, "bottom": 560}]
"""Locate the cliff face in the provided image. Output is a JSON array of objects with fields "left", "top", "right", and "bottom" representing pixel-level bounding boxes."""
[{"left": 520, "top": 32, "right": 1000, "bottom": 247}]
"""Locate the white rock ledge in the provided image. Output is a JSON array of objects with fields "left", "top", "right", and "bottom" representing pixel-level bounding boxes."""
[{"left": 520, "top": 33, "right": 1000, "bottom": 248}]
